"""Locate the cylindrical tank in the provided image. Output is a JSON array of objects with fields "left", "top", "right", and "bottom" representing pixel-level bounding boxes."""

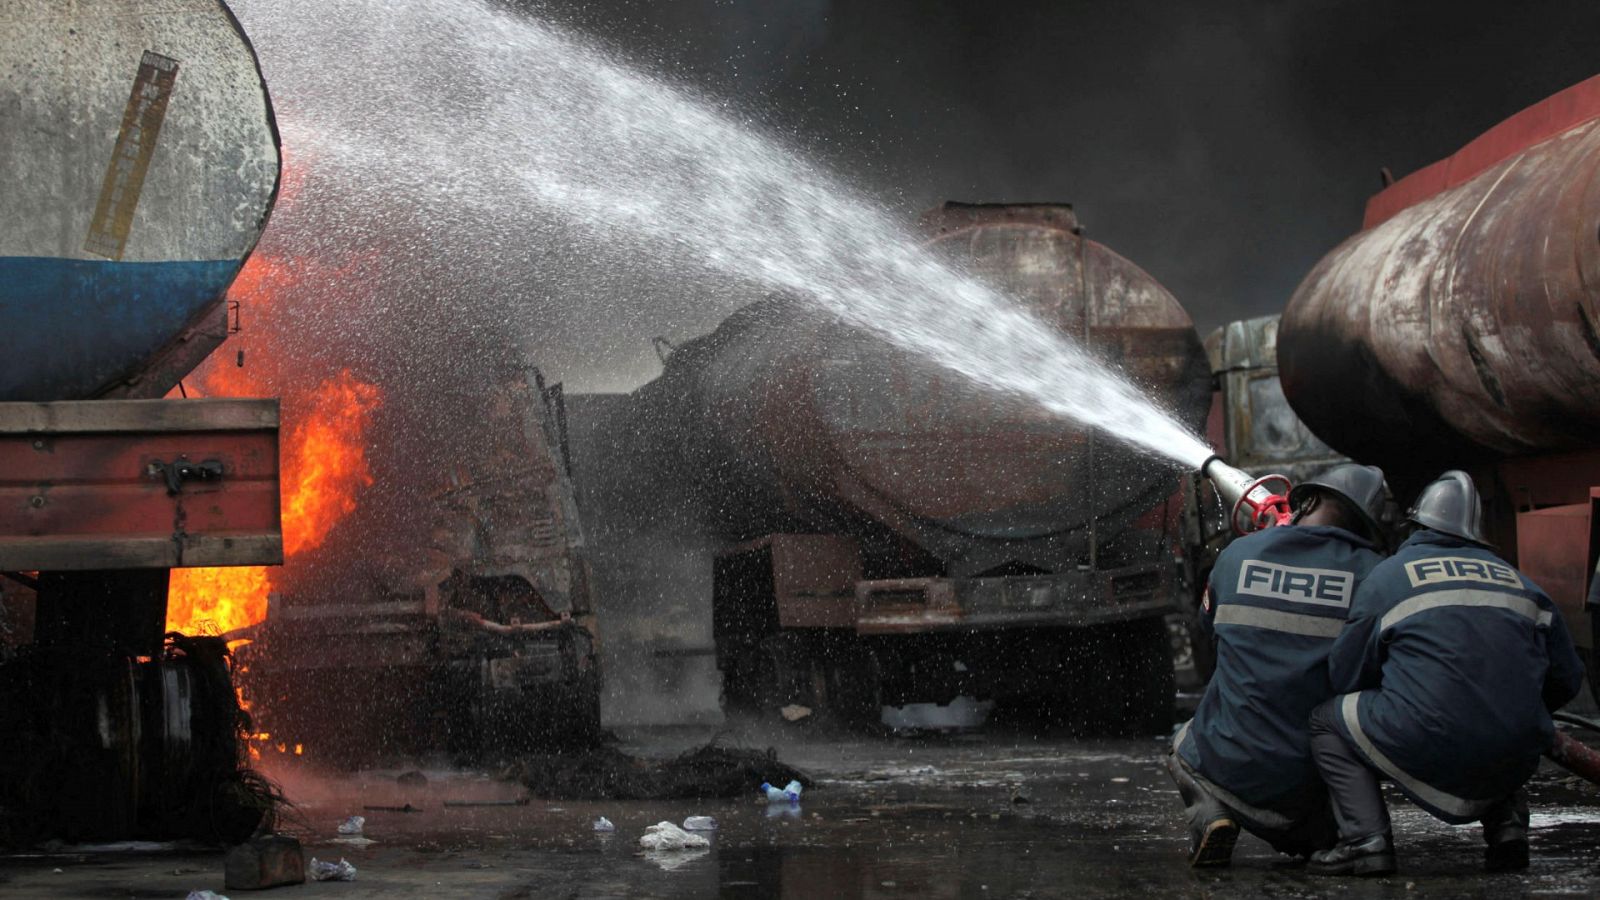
[
  {"left": 0, "top": 0, "right": 280, "bottom": 402},
  {"left": 1280, "top": 76, "right": 1600, "bottom": 467},
  {"left": 632, "top": 204, "right": 1211, "bottom": 577}
]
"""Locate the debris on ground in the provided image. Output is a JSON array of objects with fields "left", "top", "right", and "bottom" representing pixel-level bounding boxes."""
[
  {"left": 761, "top": 780, "right": 803, "bottom": 803},
  {"left": 639, "top": 821, "right": 710, "bottom": 851},
  {"left": 362, "top": 803, "right": 420, "bottom": 812},
  {"left": 186, "top": 892, "right": 228, "bottom": 900},
  {"left": 780, "top": 705, "right": 812, "bottom": 722},
  {"left": 223, "top": 834, "right": 305, "bottom": 891},
  {"left": 682, "top": 816, "right": 717, "bottom": 831},
  {"left": 308, "top": 857, "right": 358, "bottom": 882},
  {"left": 507, "top": 743, "right": 808, "bottom": 801},
  {"left": 336, "top": 815, "right": 365, "bottom": 835},
  {"left": 592, "top": 817, "right": 615, "bottom": 832}
]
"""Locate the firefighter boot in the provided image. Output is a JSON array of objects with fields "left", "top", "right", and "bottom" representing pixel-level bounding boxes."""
[
  {"left": 1308, "top": 699, "right": 1395, "bottom": 876},
  {"left": 1165, "top": 750, "right": 1238, "bottom": 867},
  {"left": 1307, "top": 831, "right": 1397, "bottom": 877},
  {"left": 1481, "top": 789, "right": 1530, "bottom": 873}
]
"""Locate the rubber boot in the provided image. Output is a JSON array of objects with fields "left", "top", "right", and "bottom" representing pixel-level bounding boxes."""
[
  {"left": 1307, "top": 831, "right": 1397, "bottom": 877},
  {"left": 1165, "top": 750, "right": 1238, "bottom": 867},
  {"left": 1481, "top": 788, "right": 1530, "bottom": 873},
  {"left": 1308, "top": 701, "right": 1395, "bottom": 877}
]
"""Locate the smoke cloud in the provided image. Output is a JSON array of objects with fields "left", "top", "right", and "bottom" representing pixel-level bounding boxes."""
[{"left": 515, "top": 0, "right": 1600, "bottom": 360}]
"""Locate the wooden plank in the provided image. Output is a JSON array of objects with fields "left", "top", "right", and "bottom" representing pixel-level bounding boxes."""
[
  {"left": 0, "top": 398, "right": 278, "bottom": 434},
  {"left": 0, "top": 534, "right": 282, "bottom": 571},
  {"left": 178, "top": 533, "right": 284, "bottom": 567},
  {"left": 0, "top": 536, "right": 180, "bottom": 570},
  {"left": 0, "top": 397, "right": 281, "bottom": 570}
]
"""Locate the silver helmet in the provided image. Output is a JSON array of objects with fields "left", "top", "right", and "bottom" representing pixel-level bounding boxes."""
[
  {"left": 1288, "top": 463, "right": 1389, "bottom": 542},
  {"left": 1407, "top": 470, "right": 1489, "bottom": 545}
]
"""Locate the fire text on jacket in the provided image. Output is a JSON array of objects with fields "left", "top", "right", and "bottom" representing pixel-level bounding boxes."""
[{"left": 1235, "top": 561, "right": 1355, "bottom": 607}]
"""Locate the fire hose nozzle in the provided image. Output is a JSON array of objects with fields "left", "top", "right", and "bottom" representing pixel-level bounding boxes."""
[{"left": 1201, "top": 455, "right": 1294, "bottom": 535}]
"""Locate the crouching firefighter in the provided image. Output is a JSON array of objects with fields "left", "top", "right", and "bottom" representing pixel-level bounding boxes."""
[
  {"left": 1307, "top": 470, "right": 1586, "bottom": 876},
  {"left": 1168, "top": 463, "right": 1390, "bottom": 866}
]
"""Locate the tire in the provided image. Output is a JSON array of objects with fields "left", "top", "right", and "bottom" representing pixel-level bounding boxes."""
[
  {"left": 822, "top": 642, "right": 883, "bottom": 727},
  {"left": 753, "top": 632, "right": 811, "bottom": 712}
]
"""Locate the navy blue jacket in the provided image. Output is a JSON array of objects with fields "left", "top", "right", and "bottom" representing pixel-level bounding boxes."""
[
  {"left": 1179, "top": 525, "right": 1384, "bottom": 816},
  {"left": 1328, "top": 529, "right": 1585, "bottom": 822}
]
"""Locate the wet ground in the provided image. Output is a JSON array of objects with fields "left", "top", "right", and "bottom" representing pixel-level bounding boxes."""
[{"left": 4, "top": 721, "right": 1599, "bottom": 898}]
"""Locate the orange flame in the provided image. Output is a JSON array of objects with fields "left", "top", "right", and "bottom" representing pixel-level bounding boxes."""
[
  {"left": 165, "top": 249, "right": 383, "bottom": 635},
  {"left": 281, "top": 372, "right": 382, "bottom": 556}
]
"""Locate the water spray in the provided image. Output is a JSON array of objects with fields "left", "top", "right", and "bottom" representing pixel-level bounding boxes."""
[{"left": 1199, "top": 455, "right": 1293, "bottom": 535}]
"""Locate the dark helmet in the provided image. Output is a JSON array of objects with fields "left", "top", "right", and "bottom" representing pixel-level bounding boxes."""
[
  {"left": 1288, "top": 463, "right": 1389, "bottom": 543},
  {"left": 1407, "top": 469, "right": 1489, "bottom": 545}
]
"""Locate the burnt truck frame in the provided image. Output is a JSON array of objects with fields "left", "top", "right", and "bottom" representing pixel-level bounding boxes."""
[
  {"left": 236, "top": 366, "right": 603, "bottom": 764},
  {"left": 712, "top": 532, "right": 1181, "bottom": 732}
]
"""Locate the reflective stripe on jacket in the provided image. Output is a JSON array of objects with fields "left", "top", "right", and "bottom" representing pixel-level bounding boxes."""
[
  {"left": 1328, "top": 529, "right": 1586, "bottom": 822},
  {"left": 1179, "top": 524, "right": 1383, "bottom": 815}
]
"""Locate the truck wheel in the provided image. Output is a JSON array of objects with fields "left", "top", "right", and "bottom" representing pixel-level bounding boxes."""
[
  {"left": 1108, "top": 616, "right": 1176, "bottom": 736},
  {"left": 753, "top": 632, "right": 811, "bottom": 713},
  {"left": 823, "top": 643, "right": 883, "bottom": 727}
]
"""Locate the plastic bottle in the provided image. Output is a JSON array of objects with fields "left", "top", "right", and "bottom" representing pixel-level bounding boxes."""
[{"left": 759, "top": 780, "right": 803, "bottom": 804}]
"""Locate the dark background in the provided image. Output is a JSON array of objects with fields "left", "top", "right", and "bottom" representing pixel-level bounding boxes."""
[{"left": 520, "top": 0, "right": 1600, "bottom": 334}]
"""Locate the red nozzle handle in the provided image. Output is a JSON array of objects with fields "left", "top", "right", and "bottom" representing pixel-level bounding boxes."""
[{"left": 1231, "top": 474, "right": 1293, "bottom": 534}]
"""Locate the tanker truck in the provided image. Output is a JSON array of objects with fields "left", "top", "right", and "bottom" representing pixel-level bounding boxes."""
[
  {"left": 1276, "top": 74, "right": 1600, "bottom": 696},
  {"left": 0, "top": 1, "right": 282, "bottom": 842},
  {"left": 586, "top": 203, "right": 1212, "bottom": 730}
]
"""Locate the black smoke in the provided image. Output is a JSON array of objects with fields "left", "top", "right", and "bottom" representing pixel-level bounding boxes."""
[{"left": 514, "top": 0, "right": 1600, "bottom": 337}]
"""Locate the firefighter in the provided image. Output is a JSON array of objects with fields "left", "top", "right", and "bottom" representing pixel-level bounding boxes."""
[
  {"left": 1168, "top": 463, "right": 1390, "bottom": 866},
  {"left": 1307, "top": 470, "right": 1586, "bottom": 876}
]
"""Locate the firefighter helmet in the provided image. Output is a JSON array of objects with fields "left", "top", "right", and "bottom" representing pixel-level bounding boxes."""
[
  {"left": 1407, "top": 469, "right": 1490, "bottom": 545},
  {"left": 1288, "top": 463, "right": 1389, "bottom": 544}
]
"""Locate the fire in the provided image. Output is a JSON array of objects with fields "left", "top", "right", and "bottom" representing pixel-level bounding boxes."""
[
  {"left": 166, "top": 566, "right": 272, "bottom": 636},
  {"left": 165, "top": 244, "right": 383, "bottom": 635},
  {"left": 281, "top": 372, "right": 382, "bottom": 555}
]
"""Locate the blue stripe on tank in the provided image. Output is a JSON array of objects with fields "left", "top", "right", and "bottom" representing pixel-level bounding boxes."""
[{"left": 0, "top": 255, "right": 243, "bottom": 401}]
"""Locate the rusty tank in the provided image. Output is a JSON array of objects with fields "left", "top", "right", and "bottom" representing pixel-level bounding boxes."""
[
  {"left": 1279, "top": 75, "right": 1600, "bottom": 468},
  {"left": 630, "top": 203, "right": 1211, "bottom": 578}
]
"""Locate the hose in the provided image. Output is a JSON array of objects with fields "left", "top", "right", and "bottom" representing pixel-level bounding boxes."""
[{"left": 1553, "top": 710, "right": 1600, "bottom": 734}]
